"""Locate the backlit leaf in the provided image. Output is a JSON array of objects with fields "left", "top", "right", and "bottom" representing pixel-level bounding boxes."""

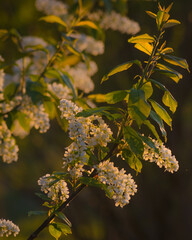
[
  {"left": 101, "top": 60, "right": 141, "bottom": 83},
  {"left": 134, "top": 42, "right": 153, "bottom": 56},
  {"left": 162, "top": 90, "right": 177, "bottom": 113},
  {"left": 40, "top": 15, "right": 67, "bottom": 28},
  {"left": 128, "top": 34, "right": 155, "bottom": 44},
  {"left": 150, "top": 100, "right": 172, "bottom": 127},
  {"left": 164, "top": 19, "right": 181, "bottom": 28},
  {"left": 163, "top": 55, "right": 190, "bottom": 72}
]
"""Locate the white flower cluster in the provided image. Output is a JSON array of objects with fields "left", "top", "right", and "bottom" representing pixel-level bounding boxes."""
[
  {"left": 0, "top": 121, "right": 19, "bottom": 164},
  {"left": 88, "top": 10, "right": 140, "bottom": 35},
  {"left": 0, "top": 219, "right": 20, "bottom": 237},
  {"left": 19, "top": 96, "right": 50, "bottom": 133},
  {"left": 62, "top": 61, "right": 98, "bottom": 93},
  {"left": 59, "top": 99, "right": 112, "bottom": 178},
  {"left": 48, "top": 82, "right": 72, "bottom": 99},
  {"left": 38, "top": 174, "right": 69, "bottom": 202},
  {"left": 143, "top": 139, "right": 179, "bottom": 173},
  {"left": 0, "top": 96, "right": 22, "bottom": 114},
  {"left": 96, "top": 160, "right": 137, "bottom": 208},
  {"left": 74, "top": 34, "right": 104, "bottom": 56},
  {"left": 35, "top": 0, "right": 68, "bottom": 16}
]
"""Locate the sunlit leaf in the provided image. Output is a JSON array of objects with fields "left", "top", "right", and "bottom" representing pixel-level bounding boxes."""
[
  {"left": 134, "top": 42, "right": 153, "bottom": 56},
  {"left": 49, "top": 224, "right": 62, "bottom": 240},
  {"left": 128, "top": 34, "right": 155, "bottom": 44},
  {"left": 122, "top": 149, "right": 142, "bottom": 173},
  {"left": 164, "top": 19, "right": 181, "bottom": 28},
  {"left": 150, "top": 100, "right": 172, "bottom": 127},
  {"left": 101, "top": 60, "right": 141, "bottom": 83},
  {"left": 123, "top": 126, "right": 144, "bottom": 159},
  {"left": 162, "top": 91, "right": 177, "bottom": 113},
  {"left": 75, "top": 20, "right": 99, "bottom": 31},
  {"left": 40, "top": 15, "right": 67, "bottom": 28},
  {"left": 140, "top": 81, "right": 153, "bottom": 99},
  {"left": 105, "top": 90, "right": 129, "bottom": 104},
  {"left": 163, "top": 55, "right": 190, "bottom": 72},
  {"left": 146, "top": 11, "right": 157, "bottom": 19},
  {"left": 56, "top": 223, "right": 72, "bottom": 235},
  {"left": 88, "top": 94, "right": 106, "bottom": 103}
]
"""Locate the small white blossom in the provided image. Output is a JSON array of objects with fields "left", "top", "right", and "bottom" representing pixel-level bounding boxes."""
[
  {"left": 62, "top": 61, "right": 97, "bottom": 93},
  {"left": 96, "top": 160, "right": 137, "bottom": 208},
  {"left": 38, "top": 174, "right": 69, "bottom": 202},
  {"left": 35, "top": 0, "right": 68, "bottom": 16},
  {"left": 0, "top": 121, "right": 19, "bottom": 164},
  {"left": 0, "top": 219, "right": 20, "bottom": 237},
  {"left": 143, "top": 138, "right": 179, "bottom": 173},
  {"left": 59, "top": 99, "right": 112, "bottom": 179},
  {"left": 88, "top": 11, "right": 140, "bottom": 35},
  {"left": 48, "top": 82, "right": 72, "bottom": 99},
  {"left": 74, "top": 34, "right": 104, "bottom": 56},
  {"left": 19, "top": 96, "right": 50, "bottom": 133}
]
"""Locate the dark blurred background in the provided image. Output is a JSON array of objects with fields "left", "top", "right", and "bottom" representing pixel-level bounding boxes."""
[{"left": 0, "top": 0, "right": 192, "bottom": 239}]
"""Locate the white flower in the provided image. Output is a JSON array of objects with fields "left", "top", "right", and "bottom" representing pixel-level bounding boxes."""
[
  {"left": 38, "top": 174, "right": 69, "bottom": 202},
  {"left": 59, "top": 99, "right": 112, "bottom": 179},
  {"left": 48, "top": 82, "right": 72, "bottom": 99},
  {"left": 96, "top": 160, "right": 137, "bottom": 207},
  {"left": 88, "top": 11, "right": 140, "bottom": 35},
  {"left": 19, "top": 96, "right": 50, "bottom": 133},
  {"left": 0, "top": 121, "right": 19, "bottom": 164},
  {"left": 74, "top": 34, "right": 104, "bottom": 56},
  {"left": 143, "top": 138, "right": 179, "bottom": 173},
  {"left": 35, "top": 0, "right": 68, "bottom": 16},
  {"left": 0, "top": 219, "right": 20, "bottom": 237},
  {"left": 62, "top": 61, "right": 97, "bottom": 93}
]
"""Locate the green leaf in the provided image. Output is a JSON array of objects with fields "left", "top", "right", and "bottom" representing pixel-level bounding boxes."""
[
  {"left": 150, "top": 100, "right": 172, "bottom": 127},
  {"left": 3, "top": 83, "right": 18, "bottom": 100},
  {"left": 122, "top": 149, "right": 142, "bottom": 173},
  {"left": 75, "top": 20, "right": 99, "bottom": 31},
  {"left": 105, "top": 90, "right": 129, "bottom": 104},
  {"left": 150, "top": 110, "right": 167, "bottom": 138},
  {"left": 140, "top": 81, "right": 153, "bottom": 99},
  {"left": 123, "top": 126, "right": 144, "bottom": 159},
  {"left": 160, "top": 47, "right": 174, "bottom": 54},
  {"left": 150, "top": 78, "right": 167, "bottom": 92},
  {"left": 17, "top": 112, "right": 31, "bottom": 132},
  {"left": 40, "top": 15, "right": 67, "bottom": 28},
  {"left": 59, "top": 72, "right": 77, "bottom": 99},
  {"left": 28, "top": 211, "right": 47, "bottom": 217},
  {"left": 156, "top": 10, "right": 170, "bottom": 30},
  {"left": 44, "top": 101, "right": 56, "bottom": 119},
  {"left": 55, "top": 212, "right": 72, "bottom": 227},
  {"left": 101, "top": 60, "right": 141, "bottom": 83},
  {"left": 162, "top": 91, "right": 177, "bottom": 113},
  {"left": 143, "top": 120, "right": 160, "bottom": 141},
  {"left": 56, "top": 223, "right": 72, "bottom": 235},
  {"left": 128, "top": 89, "right": 151, "bottom": 124},
  {"left": 163, "top": 55, "right": 190, "bottom": 72},
  {"left": 146, "top": 11, "right": 157, "bottom": 19},
  {"left": 138, "top": 134, "right": 158, "bottom": 151},
  {"left": 88, "top": 94, "right": 106, "bottom": 103},
  {"left": 155, "top": 63, "right": 182, "bottom": 83},
  {"left": 164, "top": 19, "right": 181, "bottom": 28},
  {"left": 49, "top": 224, "right": 62, "bottom": 240},
  {"left": 134, "top": 42, "right": 153, "bottom": 56},
  {"left": 128, "top": 34, "right": 155, "bottom": 44}
]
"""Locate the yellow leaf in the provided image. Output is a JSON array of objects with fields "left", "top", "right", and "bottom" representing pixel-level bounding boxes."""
[{"left": 134, "top": 42, "right": 153, "bottom": 55}]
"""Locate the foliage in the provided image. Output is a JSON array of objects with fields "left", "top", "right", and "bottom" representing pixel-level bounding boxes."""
[{"left": 0, "top": 1, "right": 189, "bottom": 239}]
